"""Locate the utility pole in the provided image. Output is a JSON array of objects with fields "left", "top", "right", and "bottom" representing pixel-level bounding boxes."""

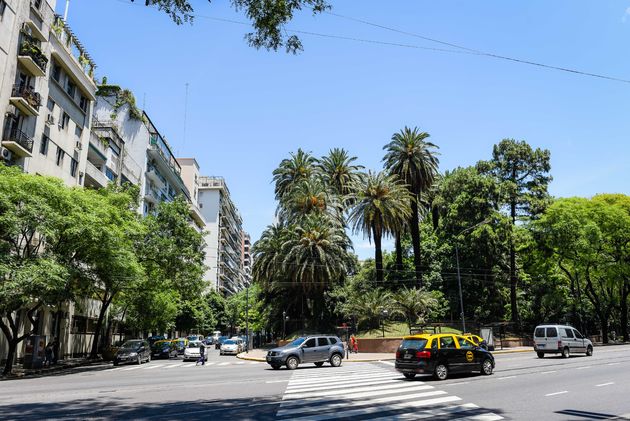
[
  {"left": 63, "top": 0, "right": 70, "bottom": 21},
  {"left": 245, "top": 284, "right": 249, "bottom": 353}
]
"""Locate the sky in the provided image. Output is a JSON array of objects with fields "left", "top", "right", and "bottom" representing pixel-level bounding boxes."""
[{"left": 58, "top": 0, "right": 630, "bottom": 259}]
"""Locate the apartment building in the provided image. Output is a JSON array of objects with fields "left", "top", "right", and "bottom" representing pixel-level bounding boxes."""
[
  {"left": 0, "top": 0, "right": 95, "bottom": 187},
  {"left": 198, "top": 176, "right": 247, "bottom": 295},
  {"left": 242, "top": 232, "right": 253, "bottom": 288}
]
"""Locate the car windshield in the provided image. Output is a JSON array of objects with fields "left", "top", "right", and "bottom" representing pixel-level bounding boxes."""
[
  {"left": 400, "top": 339, "right": 427, "bottom": 350},
  {"left": 188, "top": 342, "right": 201, "bottom": 348},
  {"left": 288, "top": 337, "right": 306, "bottom": 347},
  {"left": 121, "top": 340, "right": 143, "bottom": 349},
  {"left": 224, "top": 340, "right": 236, "bottom": 345}
]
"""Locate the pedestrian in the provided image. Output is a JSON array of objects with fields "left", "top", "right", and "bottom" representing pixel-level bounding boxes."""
[
  {"left": 51, "top": 337, "right": 60, "bottom": 364},
  {"left": 350, "top": 334, "right": 358, "bottom": 354},
  {"left": 44, "top": 340, "right": 54, "bottom": 367},
  {"left": 196, "top": 342, "right": 206, "bottom": 366}
]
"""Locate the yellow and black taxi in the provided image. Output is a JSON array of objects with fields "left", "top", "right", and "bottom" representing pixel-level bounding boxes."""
[
  {"left": 464, "top": 333, "right": 490, "bottom": 351},
  {"left": 395, "top": 333, "right": 495, "bottom": 380}
]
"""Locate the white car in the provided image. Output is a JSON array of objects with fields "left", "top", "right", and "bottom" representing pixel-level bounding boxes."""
[
  {"left": 533, "top": 324, "right": 593, "bottom": 358},
  {"left": 220, "top": 339, "right": 242, "bottom": 355},
  {"left": 183, "top": 341, "right": 204, "bottom": 361}
]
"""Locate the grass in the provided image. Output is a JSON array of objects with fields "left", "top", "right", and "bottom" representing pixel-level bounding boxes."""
[{"left": 357, "top": 322, "right": 462, "bottom": 339}]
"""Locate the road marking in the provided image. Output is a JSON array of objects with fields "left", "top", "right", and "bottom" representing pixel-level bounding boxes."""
[
  {"left": 497, "top": 376, "right": 517, "bottom": 380},
  {"left": 545, "top": 391, "right": 568, "bottom": 397},
  {"left": 540, "top": 370, "right": 557, "bottom": 374},
  {"left": 164, "top": 363, "right": 184, "bottom": 369},
  {"left": 288, "top": 373, "right": 396, "bottom": 387},
  {"left": 265, "top": 379, "right": 290, "bottom": 384},
  {"left": 607, "top": 362, "right": 620, "bottom": 366},
  {"left": 576, "top": 366, "right": 592, "bottom": 370},
  {"left": 249, "top": 361, "right": 260, "bottom": 365},
  {"left": 182, "top": 363, "right": 196, "bottom": 368},
  {"left": 287, "top": 378, "right": 402, "bottom": 393},
  {"left": 121, "top": 366, "right": 143, "bottom": 371},
  {"left": 379, "top": 361, "right": 395, "bottom": 366},
  {"left": 443, "top": 381, "right": 471, "bottom": 386},
  {"left": 218, "top": 362, "right": 230, "bottom": 366},
  {"left": 235, "top": 362, "right": 245, "bottom": 365},
  {"left": 595, "top": 382, "right": 615, "bottom": 387},
  {"left": 142, "top": 364, "right": 163, "bottom": 370}
]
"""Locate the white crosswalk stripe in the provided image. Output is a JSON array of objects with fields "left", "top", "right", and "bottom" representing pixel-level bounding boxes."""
[{"left": 275, "top": 364, "right": 503, "bottom": 420}]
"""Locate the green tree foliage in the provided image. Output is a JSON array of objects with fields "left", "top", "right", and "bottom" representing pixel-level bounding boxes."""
[
  {"left": 133, "top": 0, "right": 330, "bottom": 53},
  {"left": 317, "top": 148, "right": 364, "bottom": 206},
  {"left": 391, "top": 287, "right": 442, "bottom": 333},
  {"left": 383, "top": 127, "right": 440, "bottom": 286},
  {"left": 478, "top": 139, "right": 551, "bottom": 325}
]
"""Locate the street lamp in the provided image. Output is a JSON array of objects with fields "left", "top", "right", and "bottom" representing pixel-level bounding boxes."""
[
  {"left": 245, "top": 285, "right": 249, "bottom": 353},
  {"left": 455, "top": 219, "right": 491, "bottom": 334},
  {"left": 380, "top": 309, "right": 389, "bottom": 338},
  {"left": 282, "top": 311, "right": 289, "bottom": 340}
]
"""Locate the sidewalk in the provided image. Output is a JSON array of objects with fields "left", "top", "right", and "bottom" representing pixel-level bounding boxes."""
[
  {"left": 1, "top": 357, "right": 106, "bottom": 380},
  {"left": 237, "top": 346, "right": 534, "bottom": 362}
]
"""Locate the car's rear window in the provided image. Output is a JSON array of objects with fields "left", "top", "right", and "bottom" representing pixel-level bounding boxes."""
[
  {"left": 400, "top": 339, "right": 428, "bottom": 350},
  {"left": 328, "top": 337, "right": 338, "bottom": 344},
  {"left": 546, "top": 327, "right": 558, "bottom": 337},
  {"left": 534, "top": 328, "right": 545, "bottom": 337}
]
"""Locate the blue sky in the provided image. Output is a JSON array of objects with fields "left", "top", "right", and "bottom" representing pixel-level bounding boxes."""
[{"left": 60, "top": 1, "right": 630, "bottom": 259}]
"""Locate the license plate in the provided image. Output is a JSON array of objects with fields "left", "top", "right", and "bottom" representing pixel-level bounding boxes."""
[
  {"left": 538, "top": 344, "right": 545, "bottom": 348},
  {"left": 404, "top": 354, "right": 412, "bottom": 359},
  {"left": 154, "top": 353, "right": 160, "bottom": 356}
]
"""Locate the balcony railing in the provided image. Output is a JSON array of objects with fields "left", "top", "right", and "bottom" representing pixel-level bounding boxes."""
[
  {"left": 11, "top": 85, "right": 42, "bottom": 111},
  {"left": 19, "top": 38, "right": 48, "bottom": 75},
  {"left": 2, "top": 126, "right": 35, "bottom": 155}
]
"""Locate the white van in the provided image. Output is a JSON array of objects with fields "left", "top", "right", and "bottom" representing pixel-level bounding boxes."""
[{"left": 533, "top": 324, "right": 593, "bottom": 358}]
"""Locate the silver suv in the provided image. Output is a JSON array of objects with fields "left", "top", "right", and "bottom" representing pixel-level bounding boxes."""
[
  {"left": 266, "top": 335, "right": 344, "bottom": 370},
  {"left": 533, "top": 324, "right": 593, "bottom": 358}
]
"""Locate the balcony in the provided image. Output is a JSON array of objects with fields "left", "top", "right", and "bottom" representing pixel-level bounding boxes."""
[
  {"left": 84, "top": 160, "right": 109, "bottom": 188},
  {"left": 10, "top": 85, "right": 41, "bottom": 116},
  {"left": 18, "top": 39, "right": 48, "bottom": 77},
  {"left": 144, "top": 188, "right": 160, "bottom": 204},
  {"left": 2, "top": 126, "right": 34, "bottom": 158},
  {"left": 146, "top": 166, "right": 166, "bottom": 189},
  {"left": 24, "top": 21, "right": 47, "bottom": 43},
  {"left": 190, "top": 204, "right": 205, "bottom": 227}
]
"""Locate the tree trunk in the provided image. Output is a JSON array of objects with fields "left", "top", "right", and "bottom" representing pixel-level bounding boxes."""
[
  {"left": 90, "top": 291, "right": 113, "bottom": 359},
  {"left": 409, "top": 197, "right": 422, "bottom": 287},
  {"left": 601, "top": 314, "right": 609, "bottom": 345},
  {"left": 373, "top": 225, "right": 383, "bottom": 283},
  {"left": 0, "top": 317, "right": 17, "bottom": 376},
  {"left": 3, "top": 340, "right": 17, "bottom": 376},
  {"left": 395, "top": 231, "right": 403, "bottom": 274},
  {"left": 509, "top": 201, "right": 519, "bottom": 327},
  {"left": 621, "top": 281, "right": 629, "bottom": 342}
]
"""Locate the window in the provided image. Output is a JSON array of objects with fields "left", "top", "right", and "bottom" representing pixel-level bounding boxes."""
[
  {"left": 561, "top": 328, "right": 574, "bottom": 339},
  {"left": 56, "top": 146, "right": 64, "bottom": 166},
  {"left": 66, "top": 80, "right": 76, "bottom": 98},
  {"left": 317, "top": 338, "right": 329, "bottom": 347},
  {"left": 74, "top": 125, "right": 82, "bottom": 138},
  {"left": 52, "top": 64, "right": 62, "bottom": 83},
  {"left": 47, "top": 97, "right": 55, "bottom": 112},
  {"left": 439, "top": 336, "right": 456, "bottom": 349},
  {"left": 105, "top": 167, "right": 116, "bottom": 181},
  {"left": 400, "top": 339, "right": 427, "bottom": 350},
  {"left": 71, "top": 315, "right": 87, "bottom": 334},
  {"left": 109, "top": 142, "right": 120, "bottom": 157},
  {"left": 457, "top": 337, "right": 475, "bottom": 349},
  {"left": 546, "top": 327, "right": 558, "bottom": 338},
  {"left": 303, "top": 338, "right": 317, "bottom": 348},
  {"left": 39, "top": 134, "right": 49, "bottom": 155},
  {"left": 534, "top": 328, "right": 546, "bottom": 338},
  {"left": 573, "top": 329, "right": 583, "bottom": 339},
  {"left": 70, "top": 159, "right": 78, "bottom": 177},
  {"left": 328, "top": 337, "right": 338, "bottom": 345},
  {"left": 60, "top": 111, "right": 70, "bottom": 130},
  {"left": 79, "top": 95, "right": 88, "bottom": 113}
]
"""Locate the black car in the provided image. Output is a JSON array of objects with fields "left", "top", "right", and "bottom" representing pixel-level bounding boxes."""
[
  {"left": 395, "top": 334, "right": 495, "bottom": 380},
  {"left": 151, "top": 340, "right": 178, "bottom": 359},
  {"left": 113, "top": 340, "right": 151, "bottom": 366}
]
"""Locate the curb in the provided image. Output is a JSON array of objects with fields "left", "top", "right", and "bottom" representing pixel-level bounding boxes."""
[
  {"left": 492, "top": 349, "right": 533, "bottom": 355},
  {"left": 1, "top": 359, "right": 105, "bottom": 380}
]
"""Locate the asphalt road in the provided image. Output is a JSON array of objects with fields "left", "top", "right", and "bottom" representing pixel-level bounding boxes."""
[{"left": 0, "top": 345, "right": 629, "bottom": 420}]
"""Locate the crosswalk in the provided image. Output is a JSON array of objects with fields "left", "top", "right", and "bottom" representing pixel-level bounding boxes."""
[
  {"left": 112, "top": 360, "right": 263, "bottom": 372},
  {"left": 275, "top": 364, "right": 503, "bottom": 420}
]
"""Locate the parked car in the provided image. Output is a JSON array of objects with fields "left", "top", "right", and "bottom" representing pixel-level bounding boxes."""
[
  {"left": 151, "top": 340, "right": 179, "bottom": 359},
  {"left": 266, "top": 335, "right": 344, "bottom": 370},
  {"left": 533, "top": 324, "right": 593, "bottom": 358},
  {"left": 113, "top": 340, "right": 151, "bottom": 366},
  {"left": 395, "top": 333, "right": 495, "bottom": 380},
  {"left": 220, "top": 339, "right": 242, "bottom": 355},
  {"left": 147, "top": 335, "right": 167, "bottom": 346},
  {"left": 187, "top": 335, "right": 205, "bottom": 343},
  {"left": 464, "top": 334, "right": 491, "bottom": 351},
  {"left": 183, "top": 341, "right": 204, "bottom": 362},
  {"left": 215, "top": 336, "right": 229, "bottom": 350},
  {"left": 172, "top": 338, "right": 189, "bottom": 355},
  {"left": 103, "top": 340, "right": 125, "bottom": 361}
]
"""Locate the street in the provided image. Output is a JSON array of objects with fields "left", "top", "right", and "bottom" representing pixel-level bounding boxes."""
[{"left": 1, "top": 346, "right": 629, "bottom": 420}]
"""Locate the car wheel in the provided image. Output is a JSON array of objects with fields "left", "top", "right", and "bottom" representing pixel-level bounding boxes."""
[
  {"left": 314, "top": 362, "right": 324, "bottom": 367},
  {"left": 403, "top": 373, "right": 416, "bottom": 379},
  {"left": 537, "top": 352, "right": 544, "bottom": 359},
  {"left": 137, "top": 356, "right": 142, "bottom": 365},
  {"left": 330, "top": 353, "right": 342, "bottom": 367},
  {"left": 481, "top": 358, "right": 493, "bottom": 375},
  {"left": 271, "top": 364, "right": 281, "bottom": 370},
  {"left": 586, "top": 346, "right": 593, "bottom": 356},
  {"left": 286, "top": 356, "right": 299, "bottom": 370},
  {"left": 562, "top": 347, "right": 570, "bottom": 358},
  {"left": 434, "top": 363, "right": 448, "bottom": 380}
]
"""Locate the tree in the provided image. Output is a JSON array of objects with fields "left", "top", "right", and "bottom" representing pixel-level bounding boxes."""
[
  {"left": 383, "top": 127, "right": 440, "bottom": 285},
  {"left": 132, "top": 0, "right": 331, "bottom": 53},
  {"left": 272, "top": 149, "right": 318, "bottom": 202},
  {"left": 391, "top": 287, "right": 441, "bottom": 333},
  {"left": 347, "top": 171, "right": 412, "bottom": 283},
  {"left": 317, "top": 148, "right": 363, "bottom": 207},
  {"left": 478, "top": 139, "right": 551, "bottom": 325}
]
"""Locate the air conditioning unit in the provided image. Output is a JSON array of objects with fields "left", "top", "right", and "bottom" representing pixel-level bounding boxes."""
[
  {"left": 1, "top": 147, "right": 12, "bottom": 161},
  {"left": 75, "top": 141, "right": 82, "bottom": 150},
  {"left": 46, "top": 114, "right": 55, "bottom": 125}
]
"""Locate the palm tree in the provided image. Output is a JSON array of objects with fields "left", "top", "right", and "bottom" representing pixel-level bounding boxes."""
[
  {"left": 279, "top": 178, "right": 342, "bottom": 225},
  {"left": 383, "top": 126, "right": 440, "bottom": 286},
  {"left": 272, "top": 149, "right": 318, "bottom": 201},
  {"left": 252, "top": 222, "right": 288, "bottom": 289},
  {"left": 391, "top": 287, "right": 439, "bottom": 333},
  {"left": 317, "top": 148, "right": 363, "bottom": 207},
  {"left": 347, "top": 171, "right": 412, "bottom": 283}
]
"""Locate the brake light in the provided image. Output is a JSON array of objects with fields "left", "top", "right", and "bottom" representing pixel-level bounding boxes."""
[
  {"left": 396, "top": 351, "right": 401, "bottom": 359},
  {"left": 558, "top": 340, "right": 562, "bottom": 349},
  {"left": 416, "top": 350, "right": 431, "bottom": 359}
]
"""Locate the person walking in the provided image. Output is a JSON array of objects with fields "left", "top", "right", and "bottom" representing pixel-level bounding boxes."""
[
  {"left": 44, "top": 340, "right": 54, "bottom": 367},
  {"left": 350, "top": 334, "right": 358, "bottom": 354},
  {"left": 51, "top": 337, "right": 60, "bottom": 364},
  {"left": 196, "top": 342, "right": 206, "bottom": 366}
]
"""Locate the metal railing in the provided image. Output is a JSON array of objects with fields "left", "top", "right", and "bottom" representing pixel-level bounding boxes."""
[
  {"left": 2, "top": 126, "right": 34, "bottom": 153},
  {"left": 19, "top": 38, "right": 48, "bottom": 73},
  {"left": 11, "top": 85, "right": 42, "bottom": 110}
]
